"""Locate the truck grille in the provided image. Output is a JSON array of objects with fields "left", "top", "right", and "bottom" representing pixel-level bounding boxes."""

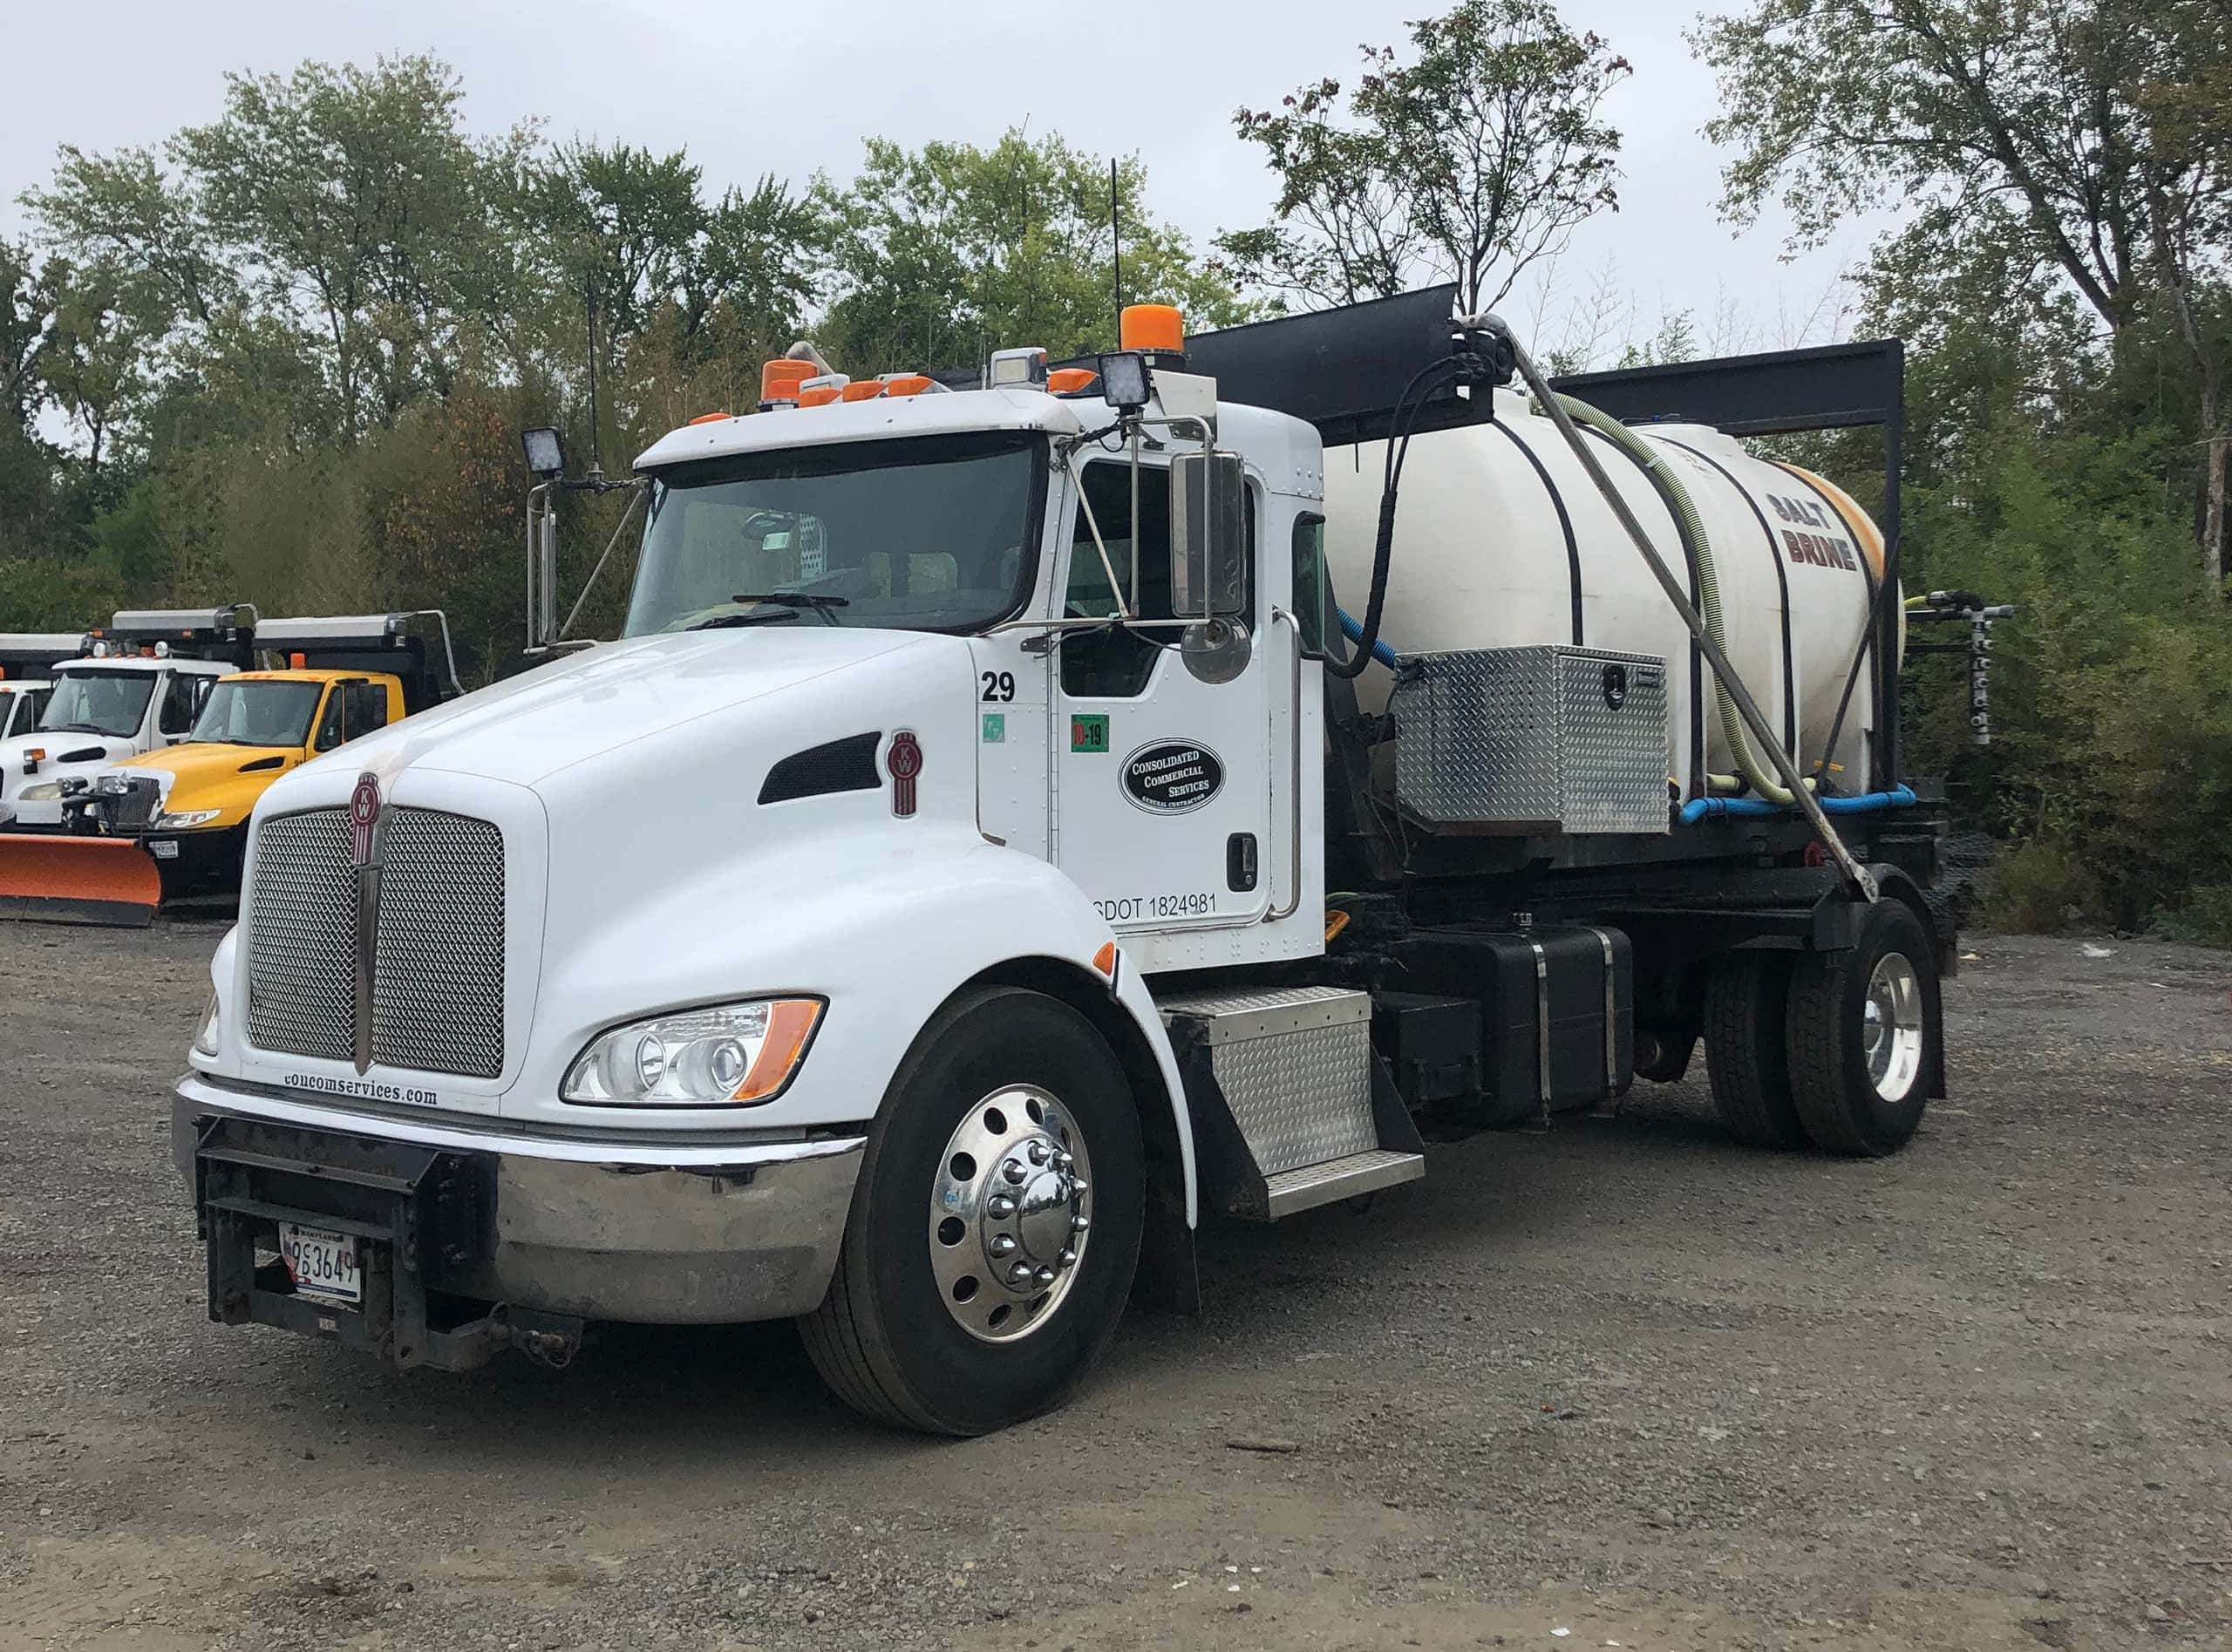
[
  {"left": 107, "top": 776, "right": 163, "bottom": 831},
  {"left": 245, "top": 806, "right": 507, "bottom": 1079}
]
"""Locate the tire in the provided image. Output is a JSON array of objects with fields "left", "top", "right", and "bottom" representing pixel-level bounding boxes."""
[
  {"left": 1703, "top": 953, "right": 1807, "bottom": 1148},
  {"left": 800, "top": 987, "right": 1144, "bottom": 1434},
  {"left": 1784, "top": 900, "right": 1938, "bottom": 1157}
]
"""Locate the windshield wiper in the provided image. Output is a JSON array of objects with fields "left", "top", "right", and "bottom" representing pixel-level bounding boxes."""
[
  {"left": 731, "top": 591, "right": 849, "bottom": 627},
  {"left": 685, "top": 610, "right": 803, "bottom": 631}
]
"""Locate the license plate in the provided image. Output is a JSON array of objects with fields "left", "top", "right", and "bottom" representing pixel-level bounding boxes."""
[
  {"left": 148, "top": 839, "right": 179, "bottom": 860},
  {"left": 279, "top": 1223, "right": 362, "bottom": 1307}
]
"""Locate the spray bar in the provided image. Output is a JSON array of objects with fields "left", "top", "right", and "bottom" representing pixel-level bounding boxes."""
[{"left": 1466, "top": 314, "right": 1879, "bottom": 904}]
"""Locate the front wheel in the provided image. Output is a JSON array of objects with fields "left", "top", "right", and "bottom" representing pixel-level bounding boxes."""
[
  {"left": 1785, "top": 900, "right": 1940, "bottom": 1157},
  {"left": 800, "top": 987, "right": 1144, "bottom": 1434}
]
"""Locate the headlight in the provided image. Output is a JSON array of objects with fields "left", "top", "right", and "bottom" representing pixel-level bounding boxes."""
[
  {"left": 193, "top": 992, "right": 221, "bottom": 1057},
  {"left": 92, "top": 773, "right": 133, "bottom": 797},
  {"left": 154, "top": 809, "right": 221, "bottom": 830},
  {"left": 17, "top": 782, "right": 63, "bottom": 801},
  {"left": 561, "top": 998, "right": 823, "bottom": 1106}
]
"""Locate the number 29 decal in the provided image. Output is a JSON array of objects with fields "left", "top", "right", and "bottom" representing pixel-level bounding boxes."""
[{"left": 980, "top": 670, "right": 1016, "bottom": 703}]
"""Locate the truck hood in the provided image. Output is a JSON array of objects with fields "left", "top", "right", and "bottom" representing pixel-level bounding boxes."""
[
  {"left": 258, "top": 627, "right": 956, "bottom": 806},
  {"left": 115, "top": 742, "right": 300, "bottom": 813},
  {"left": 0, "top": 731, "right": 136, "bottom": 797}
]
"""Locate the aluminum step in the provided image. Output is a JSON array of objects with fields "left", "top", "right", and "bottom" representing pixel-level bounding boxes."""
[{"left": 1260, "top": 1148, "right": 1425, "bottom": 1220}]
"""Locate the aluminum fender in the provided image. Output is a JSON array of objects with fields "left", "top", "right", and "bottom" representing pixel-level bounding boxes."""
[{"left": 510, "top": 827, "right": 1194, "bottom": 1225}]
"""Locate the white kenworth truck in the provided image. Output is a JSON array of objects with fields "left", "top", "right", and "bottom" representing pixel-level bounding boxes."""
[{"left": 175, "top": 288, "right": 1980, "bottom": 1434}]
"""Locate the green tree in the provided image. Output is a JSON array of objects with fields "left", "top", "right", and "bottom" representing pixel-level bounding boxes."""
[
  {"left": 816, "top": 132, "right": 1248, "bottom": 374},
  {"left": 1221, "top": 0, "right": 1628, "bottom": 312},
  {"left": 515, "top": 145, "right": 827, "bottom": 465},
  {"left": 1695, "top": 0, "right": 2231, "bottom": 587},
  {"left": 37, "top": 256, "right": 167, "bottom": 473},
  {"left": 169, "top": 55, "right": 531, "bottom": 434}
]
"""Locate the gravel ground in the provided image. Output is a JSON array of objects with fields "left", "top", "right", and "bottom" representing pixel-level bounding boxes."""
[{"left": 1, "top": 921, "right": 2227, "bottom": 1651}]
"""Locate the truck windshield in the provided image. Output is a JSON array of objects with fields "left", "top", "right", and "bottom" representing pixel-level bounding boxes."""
[
  {"left": 625, "top": 432, "right": 1044, "bottom": 636},
  {"left": 37, "top": 670, "right": 155, "bottom": 738},
  {"left": 189, "top": 679, "right": 321, "bottom": 746}
]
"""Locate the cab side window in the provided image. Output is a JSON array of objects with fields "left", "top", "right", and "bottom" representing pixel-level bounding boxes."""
[
  {"left": 312, "top": 688, "right": 347, "bottom": 751},
  {"left": 344, "top": 682, "right": 389, "bottom": 739},
  {"left": 1061, "top": 462, "right": 1256, "bottom": 697},
  {"left": 1292, "top": 513, "right": 1330, "bottom": 658},
  {"left": 160, "top": 674, "right": 208, "bottom": 736}
]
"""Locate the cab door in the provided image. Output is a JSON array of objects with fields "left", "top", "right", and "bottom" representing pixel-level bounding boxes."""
[{"left": 1051, "top": 457, "right": 1273, "bottom": 942}]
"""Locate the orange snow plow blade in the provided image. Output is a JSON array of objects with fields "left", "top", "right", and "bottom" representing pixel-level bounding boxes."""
[{"left": 0, "top": 834, "right": 162, "bottom": 926}]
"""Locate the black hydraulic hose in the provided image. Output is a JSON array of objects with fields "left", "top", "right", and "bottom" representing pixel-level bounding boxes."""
[{"left": 1329, "top": 356, "right": 1466, "bottom": 680}]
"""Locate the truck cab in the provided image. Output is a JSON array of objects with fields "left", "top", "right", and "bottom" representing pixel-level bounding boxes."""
[
  {"left": 174, "top": 303, "right": 1952, "bottom": 1435},
  {"left": 0, "top": 680, "right": 53, "bottom": 742},
  {"left": 67, "top": 669, "right": 404, "bottom": 893},
  {"left": 3, "top": 648, "right": 241, "bottom": 828},
  {"left": 55, "top": 613, "right": 458, "bottom": 901}
]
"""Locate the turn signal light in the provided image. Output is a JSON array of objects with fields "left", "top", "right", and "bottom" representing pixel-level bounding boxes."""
[{"left": 1119, "top": 303, "right": 1184, "bottom": 354}]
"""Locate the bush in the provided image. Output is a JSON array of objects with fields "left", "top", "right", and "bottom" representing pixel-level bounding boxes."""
[
  {"left": 1900, "top": 418, "right": 2232, "bottom": 942},
  {"left": 1984, "top": 839, "right": 2099, "bottom": 934}
]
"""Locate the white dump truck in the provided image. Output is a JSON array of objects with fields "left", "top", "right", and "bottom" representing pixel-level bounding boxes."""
[
  {"left": 174, "top": 290, "right": 1985, "bottom": 1434},
  {"left": 0, "top": 632, "right": 76, "bottom": 743},
  {"left": 0, "top": 609, "right": 253, "bottom": 829}
]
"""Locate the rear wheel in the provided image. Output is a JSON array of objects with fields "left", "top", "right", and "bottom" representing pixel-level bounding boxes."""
[
  {"left": 1785, "top": 900, "right": 1937, "bottom": 1157},
  {"left": 1703, "top": 952, "right": 1807, "bottom": 1148},
  {"left": 800, "top": 987, "right": 1143, "bottom": 1434}
]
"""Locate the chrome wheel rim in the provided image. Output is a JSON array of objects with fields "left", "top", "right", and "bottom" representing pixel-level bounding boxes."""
[
  {"left": 928, "top": 1085, "right": 1092, "bottom": 1343},
  {"left": 1863, "top": 951, "right": 1924, "bottom": 1102}
]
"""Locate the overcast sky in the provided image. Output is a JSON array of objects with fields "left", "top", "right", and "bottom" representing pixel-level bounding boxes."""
[{"left": 3, "top": 0, "right": 1894, "bottom": 364}]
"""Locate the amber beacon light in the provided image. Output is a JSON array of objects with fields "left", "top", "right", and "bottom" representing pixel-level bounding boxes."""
[{"left": 1119, "top": 304, "right": 1184, "bottom": 355}]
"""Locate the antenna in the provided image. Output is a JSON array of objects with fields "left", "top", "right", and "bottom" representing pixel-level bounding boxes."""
[{"left": 1110, "top": 157, "right": 1122, "bottom": 343}]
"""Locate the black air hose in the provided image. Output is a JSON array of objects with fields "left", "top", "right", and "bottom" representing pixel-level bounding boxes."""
[{"left": 1328, "top": 356, "right": 1466, "bottom": 681}]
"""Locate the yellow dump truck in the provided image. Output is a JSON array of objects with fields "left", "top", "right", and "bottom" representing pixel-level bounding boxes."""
[{"left": 44, "top": 613, "right": 458, "bottom": 921}]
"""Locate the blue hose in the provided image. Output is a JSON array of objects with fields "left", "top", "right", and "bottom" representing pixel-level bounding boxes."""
[
  {"left": 1677, "top": 785, "right": 1916, "bottom": 827},
  {"left": 1337, "top": 606, "right": 1402, "bottom": 668}
]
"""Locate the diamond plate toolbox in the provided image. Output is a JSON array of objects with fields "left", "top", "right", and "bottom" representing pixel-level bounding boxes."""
[{"left": 1390, "top": 646, "right": 1670, "bottom": 834}]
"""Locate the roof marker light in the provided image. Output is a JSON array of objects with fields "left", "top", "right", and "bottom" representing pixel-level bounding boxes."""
[
  {"left": 840, "top": 379, "right": 884, "bottom": 402},
  {"left": 1047, "top": 367, "right": 1099, "bottom": 395},
  {"left": 687, "top": 411, "right": 732, "bottom": 426},
  {"left": 881, "top": 375, "right": 935, "bottom": 398}
]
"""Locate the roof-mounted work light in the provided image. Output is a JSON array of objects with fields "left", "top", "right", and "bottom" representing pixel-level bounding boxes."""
[
  {"left": 989, "top": 347, "right": 1049, "bottom": 388},
  {"left": 1098, "top": 351, "right": 1153, "bottom": 412},
  {"left": 521, "top": 426, "right": 567, "bottom": 479}
]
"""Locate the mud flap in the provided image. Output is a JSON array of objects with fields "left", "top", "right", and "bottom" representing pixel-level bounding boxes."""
[{"left": 0, "top": 833, "right": 162, "bottom": 925}]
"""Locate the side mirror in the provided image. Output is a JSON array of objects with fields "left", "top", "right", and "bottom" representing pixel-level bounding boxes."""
[{"left": 1169, "top": 452, "right": 1247, "bottom": 620}]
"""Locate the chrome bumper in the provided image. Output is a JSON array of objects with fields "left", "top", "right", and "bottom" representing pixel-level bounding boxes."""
[{"left": 172, "top": 1074, "right": 865, "bottom": 1328}]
